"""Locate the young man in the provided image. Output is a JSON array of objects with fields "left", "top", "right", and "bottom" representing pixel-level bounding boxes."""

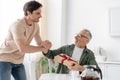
[
  {"left": 0, "top": 1, "right": 51, "bottom": 80},
  {"left": 43, "top": 29, "right": 102, "bottom": 79}
]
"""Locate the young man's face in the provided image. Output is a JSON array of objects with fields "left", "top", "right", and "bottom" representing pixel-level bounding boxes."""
[{"left": 28, "top": 7, "right": 42, "bottom": 22}]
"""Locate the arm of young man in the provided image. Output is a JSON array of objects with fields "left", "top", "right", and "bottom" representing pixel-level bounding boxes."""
[{"left": 11, "top": 24, "right": 51, "bottom": 54}]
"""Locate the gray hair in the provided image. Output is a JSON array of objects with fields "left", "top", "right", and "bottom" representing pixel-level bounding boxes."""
[{"left": 83, "top": 29, "right": 92, "bottom": 40}]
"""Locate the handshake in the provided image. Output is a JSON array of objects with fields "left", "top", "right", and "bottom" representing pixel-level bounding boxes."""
[{"left": 40, "top": 40, "right": 52, "bottom": 53}]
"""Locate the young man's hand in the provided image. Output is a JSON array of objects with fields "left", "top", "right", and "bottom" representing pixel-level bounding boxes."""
[{"left": 41, "top": 40, "right": 52, "bottom": 53}]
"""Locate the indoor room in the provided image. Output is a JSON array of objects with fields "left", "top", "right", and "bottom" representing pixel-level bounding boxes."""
[{"left": 0, "top": 0, "right": 120, "bottom": 80}]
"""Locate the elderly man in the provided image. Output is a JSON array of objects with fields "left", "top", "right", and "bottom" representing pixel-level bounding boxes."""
[{"left": 42, "top": 29, "right": 102, "bottom": 79}]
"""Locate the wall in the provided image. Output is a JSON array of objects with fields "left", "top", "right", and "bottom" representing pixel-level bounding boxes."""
[
  {"left": 65, "top": 0, "right": 120, "bottom": 61},
  {"left": 46, "top": 0, "right": 120, "bottom": 61},
  {"left": 46, "top": 0, "right": 67, "bottom": 49}
]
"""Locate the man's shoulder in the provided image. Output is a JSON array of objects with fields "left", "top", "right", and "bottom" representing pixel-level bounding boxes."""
[
  {"left": 10, "top": 18, "right": 23, "bottom": 24},
  {"left": 14, "top": 18, "right": 25, "bottom": 24},
  {"left": 10, "top": 18, "right": 25, "bottom": 27},
  {"left": 9, "top": 18, "right": 26, "bottom": 31}
]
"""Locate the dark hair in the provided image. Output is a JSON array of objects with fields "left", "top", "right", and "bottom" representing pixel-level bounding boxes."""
[{"left": 23, "top": 1, "right": 42, "bottom": 16}]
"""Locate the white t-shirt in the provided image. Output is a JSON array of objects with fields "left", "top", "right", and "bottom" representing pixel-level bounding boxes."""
[
  {"left": 72, "top": 46, "right": 84, "bottom": 61},
  {"left": 70, "top": 46, "right": 84, "bottom": 76}
]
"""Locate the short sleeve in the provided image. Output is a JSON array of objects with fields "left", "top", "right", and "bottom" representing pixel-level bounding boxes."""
[{"left": 10, "top": 22, "right": 26, "bottom": 40}]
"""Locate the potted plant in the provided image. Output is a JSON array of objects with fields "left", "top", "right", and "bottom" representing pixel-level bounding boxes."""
[{"left": 36, "top": 55, "right": 58, "bottom": 75}]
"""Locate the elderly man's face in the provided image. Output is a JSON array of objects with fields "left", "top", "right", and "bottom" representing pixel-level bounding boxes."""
[{"left": 74, "top": 30, "right": 89, "bottom": 48}]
